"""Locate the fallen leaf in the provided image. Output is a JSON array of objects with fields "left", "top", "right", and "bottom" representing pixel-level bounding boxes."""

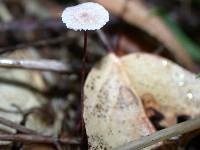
[
  {"left": 84, "top": 52, "right": 200, "bottom": 149},
  {"left": 121, "top": 53, "right": 200, "bottom": 118},
  {"left": 0, "top": 49, "right": 45, "bottom": 137},
  {"left": 141, "top": 94, "right": 176, "bottom": 129},
  {"left": 0, "top": 49, "right": 63, "bottom": 145},
  {"left": 83, "top": 53, "right": 155, "bottom": 149}
]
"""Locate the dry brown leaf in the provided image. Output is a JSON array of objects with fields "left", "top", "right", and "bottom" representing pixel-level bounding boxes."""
[
  {"left": 93, "top": 0, "right": 196, "bottom": 70},
  {"left": 83, "top": 53, "right": 155, "bottom": 150}
]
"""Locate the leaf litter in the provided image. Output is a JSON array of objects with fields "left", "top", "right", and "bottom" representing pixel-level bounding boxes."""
[{"left": 84, "top": 52, "right": 200, "bottom": 149}]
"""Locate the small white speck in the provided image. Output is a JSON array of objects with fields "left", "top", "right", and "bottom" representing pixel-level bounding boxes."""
[
  {"left": 172, "top": 71, "right": 185, "bottom": 87},
  {"left": 178, "top": 81, "right": 185, "bottom": 87},
  {"left": 162, "top": 60, "right": 168, "bottom": 66},
  {"left": 179, "top": 74, "right": 185, "bottom": 80},
  {"left": 187, "top": 92, "right": 193, "bottom": 100},
  {"left": 113, "top": 56, "right": 120, "bottom": 63}
]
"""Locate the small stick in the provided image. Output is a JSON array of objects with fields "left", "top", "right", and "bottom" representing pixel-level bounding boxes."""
[
  {"left": 97, "top": 30, "right": 114, "bottom": 52},
  {"left": 0, "top": 116, "right": 37, "bottom": 135},
  {"left": 0, "top": 116, "right": 80, "bottom": 149},
  {"left": 0, "top": 1, "right": 13, "bottom": 22},
  {"left": 114, "top": 117, "right": 200, "bottom": 150},
  {"left": 0, "top": 58, "right": 71, "bottom": 74},
  {"left": 0, "top": 35, "right": 68, "bottom": 55},
  {"left": 0, "top": 20, "right": 112, "bottom": 55},
  {"left": 0, "top": 133, "right": 80, "bottom": 145}
]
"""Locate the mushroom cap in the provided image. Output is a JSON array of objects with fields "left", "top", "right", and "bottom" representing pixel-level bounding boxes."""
[{"left": 61, "top": 2, "right": 109, "bottom": 31}]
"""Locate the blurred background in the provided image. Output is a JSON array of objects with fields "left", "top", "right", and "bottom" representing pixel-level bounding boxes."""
[
  {"left": 0, "top": 0, "right": 200, "bottom": 149},
  {"left": 1, "top": 0, "right": 200, "bottom": 69}
]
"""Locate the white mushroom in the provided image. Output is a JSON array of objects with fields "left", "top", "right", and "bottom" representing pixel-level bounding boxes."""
[
  {"left": 61, "top": 3, "right": 109, "bottom": 149},
  {"left": 61, "top": 2, "right": 109, "bottom": 31}
]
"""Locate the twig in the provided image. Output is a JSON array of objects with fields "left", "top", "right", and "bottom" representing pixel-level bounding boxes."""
[
  {"left": 0, "top": 133, "right": 80, "bottom": 145},
  {"left": 0, "top": 18, "right": 62, "bottom": 32},
  {"left": 10, "top": 105, "right": 37, "bottom": 150},
  {"left": 97, "top": 30, "right": 114, "bottom": 52},
  {"left": 0, "top": 18, "right": 112, "bottom": 55},
  {"left": 0, "top": 107, "right": 21, "bottom": 114},
  {"left": 54, "top": 141, "right": 63, "bottom": 150},
  {"left": 0, "top": 116, "right": 80, "bottom": 149},
  {"left": 0, "top": 2, "right": 67, "bottom": 149},
  {"left": 0, "top": 35, "right": 68, "bottom": 55},
  {"left": 0, "top": 1, "right": 13, "bottom": 22},
  {"left": 114, "top": 117, "right": 200, "bottom": 150},
  {"left": 0, "top": 58, "right": 72, "bottom": 74},
  {"left": 0, "top": 116, "right": 37, "bottom": 135}
]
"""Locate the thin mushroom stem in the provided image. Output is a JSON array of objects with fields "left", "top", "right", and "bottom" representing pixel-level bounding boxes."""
[{"left": 81, "top": 30, "right": 88, "bottom": 149}]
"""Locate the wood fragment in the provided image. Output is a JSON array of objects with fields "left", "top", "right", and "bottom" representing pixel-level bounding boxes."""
[
  {"left": 114, "top": 117, "right": 200, "bottom": 150},
  {"left": 0, "top": 35, "right": 68, "bottom": 55},
  {"left": 0, "top": 1, "right": 13, "bottom": 22},
  {"left": 0, "top": 116, "right": 37, "bottom": 135},
  {"left": 0, "top": 58, "right": 71, "bottom": 74},
  {"left": 0, "top": 134, "right": 80, "bottom": 145}
]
